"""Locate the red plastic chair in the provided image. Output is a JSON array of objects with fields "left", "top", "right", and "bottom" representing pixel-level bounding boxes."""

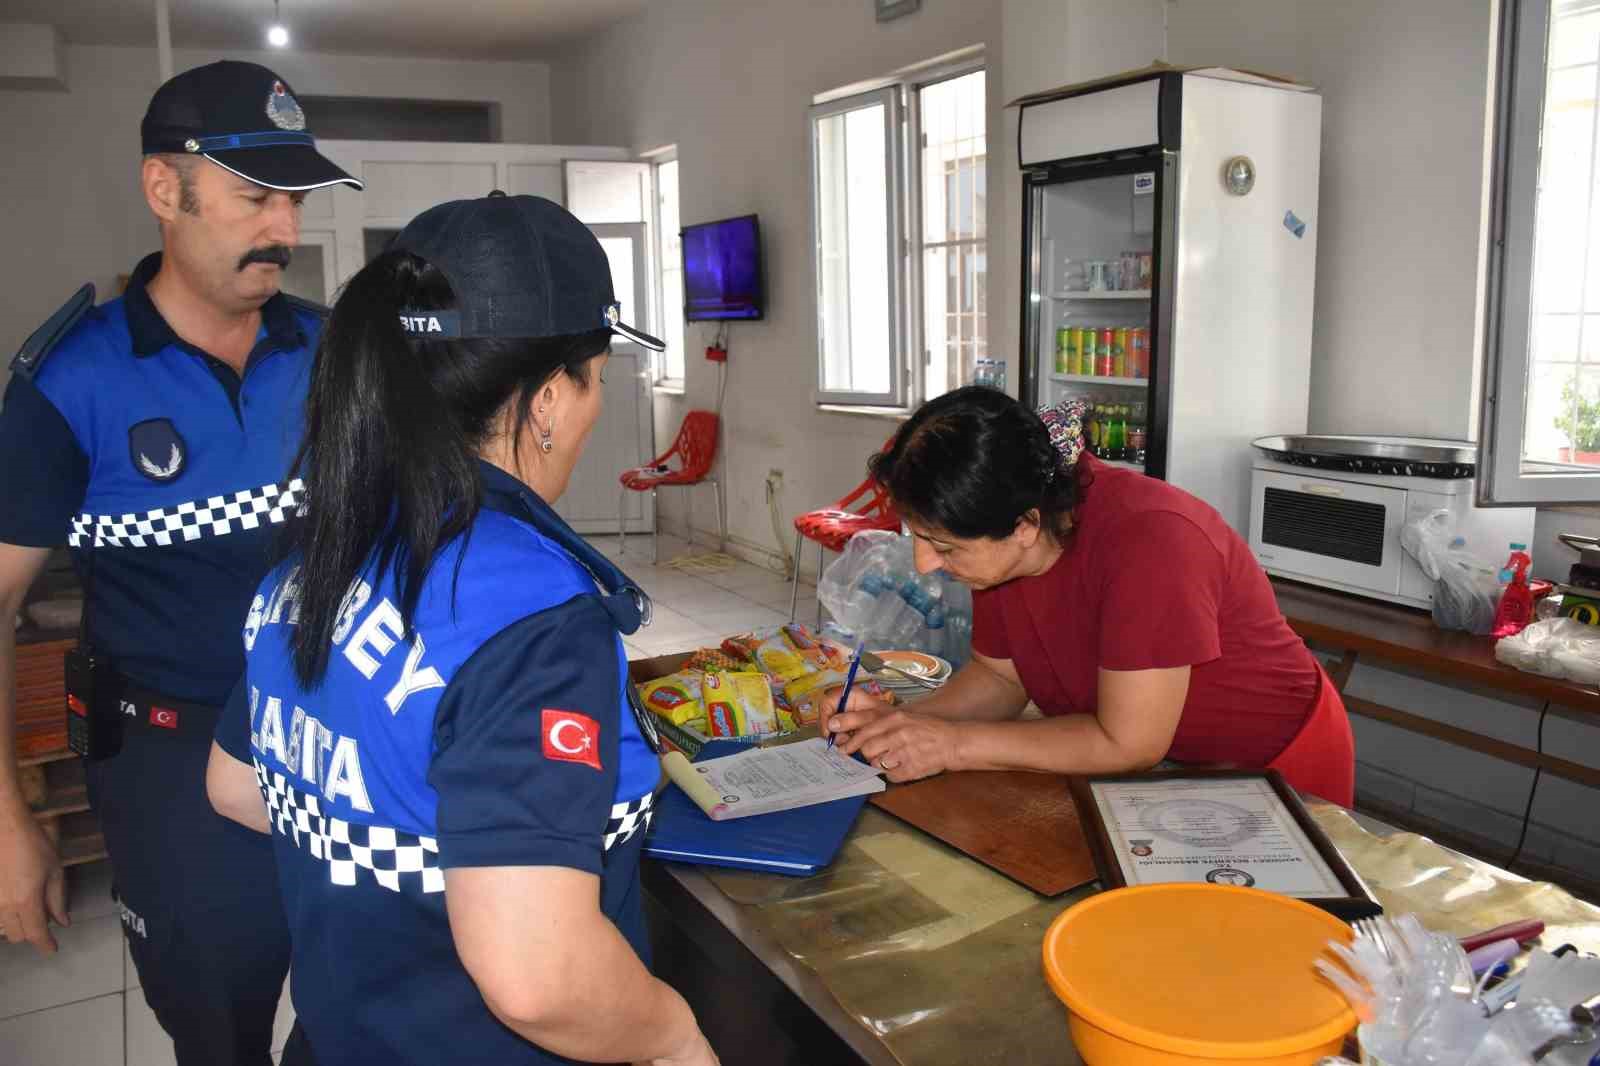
[
  {"left": 619, "top": 410, "right": 724, "bottom": 564},
  {"left": 790, "top": 464, "right": 901, "bottom": 622}
]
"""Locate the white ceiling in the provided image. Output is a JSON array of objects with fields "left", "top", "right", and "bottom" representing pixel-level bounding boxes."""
[{"left": 4, "top": 0, "right": 653, "bottom": 62}]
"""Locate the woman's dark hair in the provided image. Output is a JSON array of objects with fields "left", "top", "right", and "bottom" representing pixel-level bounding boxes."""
[
  {"left": 869, "top": 385, "right": 1086, "bottom": 541},
  {"left": 283, "top": 248, "right": 610, "bottom": 686}
]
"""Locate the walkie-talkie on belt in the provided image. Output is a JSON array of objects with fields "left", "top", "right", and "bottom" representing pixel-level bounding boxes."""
[{"left": 64, "top": 526, "right": 121, "bottom": 760}]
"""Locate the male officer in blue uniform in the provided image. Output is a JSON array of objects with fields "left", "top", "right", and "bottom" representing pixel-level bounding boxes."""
[{"left": 0, "top": 61, "right": 360, "bottom": 1065}]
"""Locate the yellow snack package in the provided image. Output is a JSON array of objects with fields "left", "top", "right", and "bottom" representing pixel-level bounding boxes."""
[
  {"left": 742, "top": 624, "right": 839, "bottom": 681},
  {"left": 701, "top": 671, "right": 781, "bottom": 738},
  {"left": 637, "top": 673, "right": 705, "bottom": 727},
  {"left": 781, "top": 624, "right": 852, "bottom": 672},
  {"left": 782, "top": 668, "right": 847, "bottom": 706}
]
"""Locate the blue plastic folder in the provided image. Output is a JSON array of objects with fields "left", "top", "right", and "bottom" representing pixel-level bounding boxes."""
[{"left": 643, "top": 740, "right": 871, "bottom": 876}]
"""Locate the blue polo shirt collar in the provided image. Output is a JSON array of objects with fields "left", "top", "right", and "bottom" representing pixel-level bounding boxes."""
[
  {"left": 476, "top": 459, "right": 648, "bottom": 633},
  {"left": 124, "top": 251, "right": 304, "bottom": 358}
]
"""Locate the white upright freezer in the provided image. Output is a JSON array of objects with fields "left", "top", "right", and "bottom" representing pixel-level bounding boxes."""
[{"left": 1017, "top": 67, "right": 1323, "bottom": 533}]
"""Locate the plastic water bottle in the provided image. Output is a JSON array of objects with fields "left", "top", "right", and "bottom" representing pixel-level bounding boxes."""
[
  {"left": 923, "top": 599, "right": 947, "bottom": 659},
  {"left": 867, "top": 568, "right": 913, "bottom": 641},
  {"left": 945, "top": 610, "right": 971, "bottom": 666},
  {"left": 850, "top": 565, "right": 889, "bottom": 633},
  {"left": 890, "top": 575, "right": 930, "bottom": 648},
  {"left": 940, "top": 578, "right": 972, "bottom": 666}
]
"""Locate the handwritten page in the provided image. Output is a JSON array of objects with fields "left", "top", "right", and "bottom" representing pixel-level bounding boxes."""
[{"left": 662, "top": 738, "right": 885, "bottom": 821}]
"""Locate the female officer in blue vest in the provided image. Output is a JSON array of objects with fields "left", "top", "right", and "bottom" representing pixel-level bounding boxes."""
[{"left": 205, "top": 193, "right": 718, "bottom": 1066}]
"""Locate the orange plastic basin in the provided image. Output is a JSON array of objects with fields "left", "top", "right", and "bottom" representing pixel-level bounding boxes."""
[{"left": 1042, "top": 884, "right": 1357, "bottom": 1065}]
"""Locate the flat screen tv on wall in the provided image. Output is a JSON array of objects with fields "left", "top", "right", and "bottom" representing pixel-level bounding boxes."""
[{"left": 682, "top": 214, "right": 764, "bottom": 321}]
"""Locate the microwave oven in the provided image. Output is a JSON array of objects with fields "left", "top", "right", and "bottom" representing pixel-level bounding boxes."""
[{"left": 1247, "top": 458, "right": 1535, "bottom": 609}]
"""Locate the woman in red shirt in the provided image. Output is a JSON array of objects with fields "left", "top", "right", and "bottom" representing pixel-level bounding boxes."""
[{"left": 822, "top": 388, "right": 1354, "bottom": 805}]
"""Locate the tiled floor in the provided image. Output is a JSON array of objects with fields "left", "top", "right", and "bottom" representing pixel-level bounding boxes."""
[
  {"left": 0, "top": 535, "right": 815, "bottom": 1066},
  {"left": 0, "top": 858, "right": 299, "bottom": 1066}
]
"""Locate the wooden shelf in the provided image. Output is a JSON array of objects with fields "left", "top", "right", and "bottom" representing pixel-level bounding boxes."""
[
  {"left": 1048, "top": 373, "right": 1148, "bottom": 387},
  {"left": 59, "top": 832, "right": 107, "bottom": 868},
  {"left": 18, "top": 747, "right": 75, "bottom": 769},
  {"left": 32, "top": 783, "right": 90, "bottom": 820},
  {"left": 1050, "top": 290, "right": 1152, "bottom": 300}
]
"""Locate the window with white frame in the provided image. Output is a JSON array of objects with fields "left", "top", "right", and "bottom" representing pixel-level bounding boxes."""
[
  {"left": 654, "top": 157, "right": 687, "bottom": 386},
  {"left": 810, "top": 66, "right": 987, "bottom": 408},
  {"left": 1483, "top": 0, "right": 1600, "bottom": 502}
]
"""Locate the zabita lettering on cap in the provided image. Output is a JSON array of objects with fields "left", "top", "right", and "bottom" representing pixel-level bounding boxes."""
[{"left": 390, "top": 193, "right": 664, "bottom": 351}]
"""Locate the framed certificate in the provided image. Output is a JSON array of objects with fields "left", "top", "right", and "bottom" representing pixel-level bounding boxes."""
[{"left": 1068, "top": 770, "right": 1381, "bottom": 920}]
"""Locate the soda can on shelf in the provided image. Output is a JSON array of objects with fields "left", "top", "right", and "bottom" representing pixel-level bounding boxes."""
[
  {"left": 1067, "top": 327, "right": 1085, "bottom": 375},
  {"left": 1055, "top": 327, "right": 1069, "bottom": 374},
  {"left": 1130, "top": 327, "right": 1149, "bottom": 378},
  {"left": 1113, "top": 327, "right": 1129, "bottom": 377},
  {"left": 1096, "top": 327, "right": 1114, "bottom": 377}
]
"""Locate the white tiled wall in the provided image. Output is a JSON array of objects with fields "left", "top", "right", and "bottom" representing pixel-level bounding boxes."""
[{"left": 1335, "top": 655, "right": 1600, "bottom": 884}]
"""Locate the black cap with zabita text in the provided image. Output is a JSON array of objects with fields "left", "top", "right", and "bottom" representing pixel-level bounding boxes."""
[{"left": 391, "top": 193, "right": 665, "bottom": 350}]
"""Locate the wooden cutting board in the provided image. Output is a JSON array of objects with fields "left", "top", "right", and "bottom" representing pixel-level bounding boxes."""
[{"left": 869, "top": 770, "right": 1099, "bottom": 897}]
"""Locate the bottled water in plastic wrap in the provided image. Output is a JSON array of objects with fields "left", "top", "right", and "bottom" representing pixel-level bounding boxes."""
[{"left": 816, "top": 530, "right": 973, "bottom": 666}]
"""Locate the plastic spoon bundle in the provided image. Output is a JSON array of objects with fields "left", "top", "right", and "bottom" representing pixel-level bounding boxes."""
[{"left": 1317, "top": 914, "right": 1580, "bottom": 1064}]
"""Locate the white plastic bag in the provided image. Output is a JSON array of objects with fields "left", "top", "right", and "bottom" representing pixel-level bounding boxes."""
[
  {"left": 1401, "top": 510, "right": 1501, "bottom": 635},
  {"left": 1494, "top": 617, "right": 1600, "bottom": 684},
  {"left": 1399, "top": 509, "right": 1453, "bottom": 581},
  {"left": 1430, "top": 549, "right": 1503, "bottom": 636}
]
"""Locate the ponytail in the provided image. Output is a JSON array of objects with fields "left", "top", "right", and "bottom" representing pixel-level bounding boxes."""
[{"left": 284, "top": 249, "right": 609, "bottom": 686}]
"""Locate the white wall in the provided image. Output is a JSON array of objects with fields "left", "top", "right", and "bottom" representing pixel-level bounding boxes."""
[
  {"left": 207, "top": 47, "right": 553, "bottom": 145},
  {"left": 0, "top": 43, "right": 551, "bottom": 378},
  {"left": 549, "top": 0, "right": 1004, "bottom": 574},
  {"left": 1165, "top": 0, "right": 1498, "bottom": 440}
]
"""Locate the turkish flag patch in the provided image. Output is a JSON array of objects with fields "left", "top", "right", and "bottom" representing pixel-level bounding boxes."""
[
  {"left": 541, "top": 709, "right": 602, "bottom": 771},
  {"left": 149, "top": 706, "right": 179, "bottom": 729}
]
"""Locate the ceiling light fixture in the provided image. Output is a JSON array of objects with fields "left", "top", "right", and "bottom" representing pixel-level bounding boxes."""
[{"left": 267, "top": 0, "right": 289, "bottom": 47}]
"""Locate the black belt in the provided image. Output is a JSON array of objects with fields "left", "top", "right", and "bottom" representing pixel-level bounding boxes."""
[{"left": 115, "top": 680, "right": 221, "bottom": 739}]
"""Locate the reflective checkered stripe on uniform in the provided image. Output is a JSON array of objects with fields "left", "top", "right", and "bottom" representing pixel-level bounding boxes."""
[
  {"left": 254, "top": 760, "right": 654, "bottom": 893},
  {"left": 255, "top": 759, "right": 446, "bottom": 894},
  {"left": 603, "top": 791, "right": 653, "bottom": 850},
  {"left": 68, "top": 478, "right": 305, "bottom": 548}
]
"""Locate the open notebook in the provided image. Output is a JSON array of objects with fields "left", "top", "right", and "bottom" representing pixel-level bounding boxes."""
[{"left": 645, "top": 739, "right": 882, "bottom": 875}]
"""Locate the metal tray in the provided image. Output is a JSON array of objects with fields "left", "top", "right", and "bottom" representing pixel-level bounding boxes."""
[{"left": 1251, "top": 435, "right": 1478, "bottom": 479}]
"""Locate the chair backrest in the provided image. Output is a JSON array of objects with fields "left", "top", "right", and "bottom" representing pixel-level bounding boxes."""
[
  {"left": 835, "top": 441, "right": 898, "bottom": 521},
  {"left": 838, "top": 475, "right": 897, "bottom": 521},
  {"left": 673, "top": 410, "right": 721, "bottom": 478}
]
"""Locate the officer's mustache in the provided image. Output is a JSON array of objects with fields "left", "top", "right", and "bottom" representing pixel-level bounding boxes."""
[{"left": 238, "top": 245, "right": 293, "bottom": 271}]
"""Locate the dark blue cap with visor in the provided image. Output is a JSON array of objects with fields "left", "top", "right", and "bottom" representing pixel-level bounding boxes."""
[
  {"left": 389, "top": 192, "right": 665, "bottom": 351},
  {"left": 141, "top": 60, "right": 361, "bottom": 193}
]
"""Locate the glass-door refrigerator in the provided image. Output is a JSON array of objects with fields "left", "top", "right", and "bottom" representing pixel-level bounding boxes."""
[{"left": 1017, "top": 68, "right": 1323, "bottom": 533}]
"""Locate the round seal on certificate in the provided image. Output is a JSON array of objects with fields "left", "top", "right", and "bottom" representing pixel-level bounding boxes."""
[{"left": 1205, "top": 867, "right": 1257, "bottom": 888}]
